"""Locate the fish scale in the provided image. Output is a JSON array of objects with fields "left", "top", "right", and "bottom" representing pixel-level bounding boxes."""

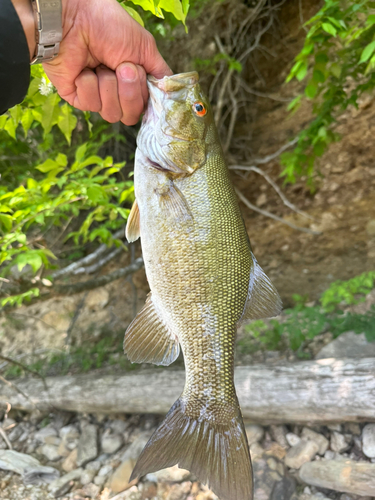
[{"left": 124, "top": 71, "right": 282, "bottom": 500}]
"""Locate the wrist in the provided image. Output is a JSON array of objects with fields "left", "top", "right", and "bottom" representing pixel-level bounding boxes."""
[{"left": 11, "top": 0, "right": 36, "bottom": 61}]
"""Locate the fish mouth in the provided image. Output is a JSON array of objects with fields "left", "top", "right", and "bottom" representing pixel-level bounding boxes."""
[{"left": 148, "top": 72, "right": 199, "bottom": 92}]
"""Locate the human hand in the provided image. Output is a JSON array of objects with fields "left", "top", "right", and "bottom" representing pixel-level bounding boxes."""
[{"left": 43, "top": 0, "right": 172, "bottom": 124}]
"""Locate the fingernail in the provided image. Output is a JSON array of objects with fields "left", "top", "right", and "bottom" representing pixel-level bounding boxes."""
[{"left": 119, "top": 64, "right": 137, "bottom": 82}]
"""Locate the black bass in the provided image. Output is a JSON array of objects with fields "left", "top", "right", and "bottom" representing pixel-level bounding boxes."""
[{"left": 124, "top": 71, "right": 281, "bottom": 500}]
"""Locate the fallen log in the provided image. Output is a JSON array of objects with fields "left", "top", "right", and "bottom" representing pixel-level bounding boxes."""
[{"left": 1, "top": 357, "right": 375, "bottom": 424}]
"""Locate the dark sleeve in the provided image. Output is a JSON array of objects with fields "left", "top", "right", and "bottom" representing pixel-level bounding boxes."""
[{"left": 0, "top": 0, "right": 31, "bottom": 115}]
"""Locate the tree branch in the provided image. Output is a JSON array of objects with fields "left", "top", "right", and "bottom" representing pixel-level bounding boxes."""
[
  {"left": 0, "top": 257, "right": 144, "bottom": 300},
  {"left": 51, "top": 228, "right": 124, "bottom": 279},
  {"left": 235, "top": 188, "right": 320, "bottom": 235}
]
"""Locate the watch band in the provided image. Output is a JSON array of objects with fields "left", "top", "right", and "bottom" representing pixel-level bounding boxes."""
[{"left": 31, "top": 0, "right": 62, "bottom": 64}]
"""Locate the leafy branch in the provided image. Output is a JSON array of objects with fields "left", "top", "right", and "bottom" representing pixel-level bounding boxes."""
[{"left": 282, "top": 0, "right": 375, "bottom": 188}]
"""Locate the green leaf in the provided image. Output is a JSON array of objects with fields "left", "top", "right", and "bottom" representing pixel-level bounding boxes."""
[
  {"left": 0, "top": 115, "right": 7, "bottom": 129},
  {"left": 36, "top": 159, "right": 58, "bottom": 173},
  {"left": 360, "top": 40, "right": 375, "bottom": 63},
  {"left": 0, "top": 214, "right": 13, "bottom": 232},
  {"left": 305, "top": 83, "right": 318, "bottom": 99},
  {"left": 75, "top": 143, "right": 87, "bottom": 163},
  {"left": 4, "top": 118, "right": 16, "bottom": 139},
  {"left": 15, "top": 252, "right": 43, "bottom": 273},
  {"left": 27, "top": 178, "right": 38, "bottom": 189},
  {"left": 121, "top": 4, "right": 144, "bottom": 26},
  {"left": 128, "top": 0, "right": 161, "bottom": 17},
  {"left": 41, "top": 93, "right": 61, "bottom": 135},
  {"left": 21, "top": 108, "right": 34, "bottom": 136},
  {"left": 87, "top": 186, "right": 106, "bottom": 203},
  {"left": 55, "top": 153, "right": 68, "bottom": 167},
  {"left": 181, "top": 0, "right": 189, "bottom": 16},
  {"left": 57, "top": 103, "right": 77, "bottom": 145},
  {"left": 9, "top": 105, "right": 22, "bottom": 126},
  {"left": 296, "top": 62, "right": 308, "bottom": 81},
  {"left": 321, "top": 23, "right": 337, "bottom": 37},
  {"left": 330, "top": 62, "right": 341, "bottom": 78},
  {"left": 159, "top": 0, "right": 187, "bottom": 26},
  {"left": 312, "top": 68, "right": 325, "bottom": 83}
]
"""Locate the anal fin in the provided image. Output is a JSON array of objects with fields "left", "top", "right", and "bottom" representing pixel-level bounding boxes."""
[
  {"left": 125, "top": 200, "right": 140, "bottom": 243},
  {"left": 124, "top": 293, "right": 180, "bottom": 366},
  {"left": 240, "top": 254, "right": 282, "bottom": 323}
]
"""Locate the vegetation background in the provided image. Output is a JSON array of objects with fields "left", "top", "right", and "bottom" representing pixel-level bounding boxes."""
[{"left": 0, "top": 0, "right": 375, "bottom": 375}]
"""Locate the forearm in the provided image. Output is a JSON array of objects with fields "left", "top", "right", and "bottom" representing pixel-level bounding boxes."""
[{"left": 11, "top": 0, "right": 36, "bottom": 60}]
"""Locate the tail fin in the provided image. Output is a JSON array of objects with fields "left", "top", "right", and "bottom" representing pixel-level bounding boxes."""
[{"left": 130, "top": 398, "right": 253, "bottom": 500}]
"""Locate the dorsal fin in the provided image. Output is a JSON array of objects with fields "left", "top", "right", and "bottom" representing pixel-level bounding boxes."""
[
  {"left": 125, "top": 200, "right": 140, "bottom": 243},
  {"left": 124, "top": 293, "right": 180, "bottom": 366},
  {"left": 239, "top": 255, "right": 282, "bottom": 323}
]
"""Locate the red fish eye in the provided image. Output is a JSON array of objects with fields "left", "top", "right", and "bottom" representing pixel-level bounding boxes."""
[{"left": 193, "top": 102, "right": 207, "bottom": 117}]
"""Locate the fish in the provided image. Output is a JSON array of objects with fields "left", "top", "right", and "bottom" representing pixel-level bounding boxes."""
[{"left": 124, "top": 71, "right": 282, "bottom": 500}]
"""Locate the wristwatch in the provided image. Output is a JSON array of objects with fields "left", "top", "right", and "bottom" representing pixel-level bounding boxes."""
[{"left": 31, "top": 0, "right": 62, "bottom": 64}]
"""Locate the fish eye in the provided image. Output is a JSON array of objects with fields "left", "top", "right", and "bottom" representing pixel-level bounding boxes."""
[{"left": 193, "top": 102, "right": 207, "bottom": 117}]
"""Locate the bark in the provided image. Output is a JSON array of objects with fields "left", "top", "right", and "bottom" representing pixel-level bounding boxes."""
[{"left": 1, "top": 357, "right": 374, "bottom": 423}]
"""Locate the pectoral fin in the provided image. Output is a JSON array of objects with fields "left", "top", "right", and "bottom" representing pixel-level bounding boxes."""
[
  {"left": 125, "top": 200, "right": 140, "bottom": 243},
  {"left": 124, "top": 293, "right": 180, "bottom": 366},
  {"left": 155, "top": 182, "right": 192, "bottom": 222},
  {"left": 239, "top": 255, "right": 282, "bottom": 323}
]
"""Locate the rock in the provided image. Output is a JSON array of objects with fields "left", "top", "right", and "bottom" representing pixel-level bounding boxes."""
[
  {"left": 270, "top": 476, "right": 296, "bottom": 500},
  {"left": 344, "top": 423, "right": 361, "bottom": 436},
  {"left": 34, "top": 427, "right": 58, "bottom": 444},
  {"left": 301, "top": 428, "right": 329, "bottom": 455},
  {"left": 109, "top": 458, "right": 136, "bottom": 493},
  {"left": 86, "top": 289, "right": 109, "bottom": 310},
  {"left": 327, "top": 424, "right": 342, "bottom": 432},
  {"left": 252, "top": 454, "right": 295, "bottom": 500},
  {"left": 77, "top": 424, "right": 98, "bottom": 467},
  {"left": 40, "top": 444, "right": 61, "bottom": 462},
  {"left": 152, "top": 465, "right": 191, "bottom": 483},
  {"left": 109, "top": 432, "right": 151, "bottom": 493},
  {"left": 48, "top": 468, "right": 83, "bottom": 496},
  {"left": 44, "top": 435, "right": 61, "bottom": 446},
  {"left": 115, "top": 485, "right": 142, "bottom": 500},
  {"left": 250, "top": 442, "right": 265, "bottom": 459},
  {"left": 109, "top": 419, "right": 128, "bottom": 434},
  {"left": 80, "top": 469, "right": 96, "bottom": 486},
  {"left": 362, "top": 423, "right": 375, "bottom": 458},
  {"left": 98, "top": 464, "right": 113, "bottom": 477},
  {"left": 59, "top": 425, "right": 80, "bottom": 441},
  {"left": 315, "top": 331, "right": 375, "bottom": 359},
  {"left": 81, "top": 483, "right": 100, "bottom": 498},
  {"left": 264, "top": 442, "right": 287, "bottom": 460},
  {"left": 57, "top": 440, "right": 70, "bottom": 458},
  {"left": 85, "top": 460, "right": 101, "bottom": 473},
  {"left": 286, "top": 433, "right": 301, "bottom": 448},
  {"left": 324, "top": 450, "right": 335, "bottom": 460},
  {"left": 94, "top": 475, "right": 106, "bottom": 486},
  {"left": 8, "top": 425, "right": 24, "bottom": 442},
  {"left": 331, "top": 432, "right": 350, "bottom": 453},
  {"left": 299, "top": 459, "right": 375, "bottom": 496},
  {"left": 284, "top": 440, "right": 319, "bottom": 469},
  {"left": 245, "top": 424, "right": 264, "bottom": 445},
  {"left": 270, "top": 425, "right": 289, "bottom": 448},
  {"left": 256, "top": 193, "right": 267, "bottom": 207},
  {"left": 101, "top": 431, "right": 124, "bottom": 454},
  {"left": 0, "top": 449, "right": 60, "bottom": 485},
  {"left": 366, "top": 219, "right": 375, "bottom": 236},
  {"left": 62, "top": 449, "right": 77, "bottom": 473}
]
